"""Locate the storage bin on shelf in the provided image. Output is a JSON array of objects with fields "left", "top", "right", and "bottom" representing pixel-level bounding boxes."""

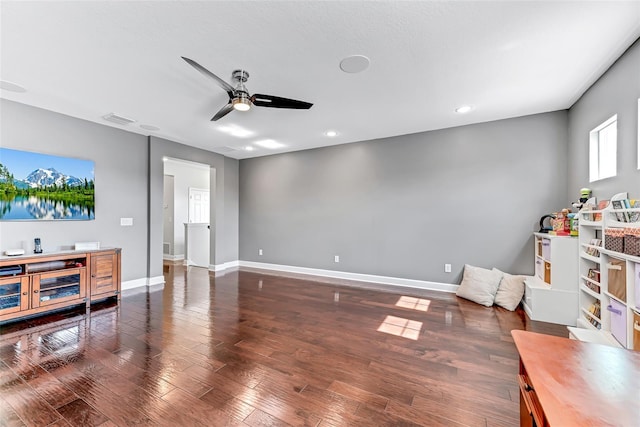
[
  {"left": 635, "top": 263, "right": 640, "bottom": 310},
  {"left": 604, "top": 228, "right": 625, "bottom": 252},
  {"left": 607, "top": 258, "right": 627, "bottom": 302},
  {"left": 634, "top": 311, "right": 640, "bottom": 351},
  {"left": 541, "top": 238, "right": 551, "bottom": 260},
  {"left": 624, "top": 228, "right": 640, "bottom": 256},
  {"left": 607, "top": 299, "right": 627, "bottom": 346}
]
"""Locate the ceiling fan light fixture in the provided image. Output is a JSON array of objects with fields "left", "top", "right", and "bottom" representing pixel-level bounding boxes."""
[{"left": 232, "top": 96, "right": 251, "bottom": 111}]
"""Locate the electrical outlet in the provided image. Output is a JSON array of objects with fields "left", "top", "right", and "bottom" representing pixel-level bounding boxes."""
[
  {"left": 259, "top": 249, "right": 263, "bottom": 256},
  {"left": 334, "top": 255, "right": 340, "bottom": 263},
  {"left": 444, "top": 263, "right": 452, "bottom": 273}
]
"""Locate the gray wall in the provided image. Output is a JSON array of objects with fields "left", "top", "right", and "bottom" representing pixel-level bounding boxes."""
[
  {"left": 567, "top": 38, "right": 640, "bottom": 199},
  {"left": 0, "top": 100, "right": 240, "bottom": 284},
  {"left": 239, "top": 111, "right": 569, "bottom": 283},
  {"left": 0, "top": 99, "right": 148, "bottom": 282}
]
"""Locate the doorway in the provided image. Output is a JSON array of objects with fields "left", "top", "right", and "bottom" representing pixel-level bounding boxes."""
[{"left": 162, "top": 158, "right": 212, "bottom": 268}]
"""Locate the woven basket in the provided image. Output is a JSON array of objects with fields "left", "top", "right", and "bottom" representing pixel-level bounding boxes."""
[
  {"left": 604, "top": 228, "right": 625, "bottom": 253},
  {"left": 624, "top": 234, "right": 640, "bottom": 256}
]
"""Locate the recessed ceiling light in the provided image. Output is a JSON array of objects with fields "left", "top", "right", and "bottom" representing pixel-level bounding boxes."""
[
  {"left": 455, "top": 105, "right": 474, "bottom": 114},
  {"left": 140, "top": 124, "right": 160, "bottom": 131},
  {"left": 254, "top": 139, "right": 285, "bottom": 149},
  {"left": 0, "top": 80, "right": 27, "bottom": 93},
  {"left": 218, "top": 124, "right": 254, "bottom": 138},
  {"left": 325, "top": 130, "right": 338, "bottom": 137},
  {"left": 244, "top": 146, "right": 255, "bottom": 151},
  {"left": 340, "top": 55, "right": 370, "bottom": 74}
]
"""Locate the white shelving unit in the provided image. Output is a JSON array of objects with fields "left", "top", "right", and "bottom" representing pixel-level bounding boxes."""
[
  {"left": 574, "top": 192, "right": 640, "bottom": 350},
  {"left": 523, "top": 233, "right": 578, "bottom": 325}
]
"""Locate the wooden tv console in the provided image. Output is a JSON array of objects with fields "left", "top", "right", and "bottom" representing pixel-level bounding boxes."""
[{"left": 0, "top": 248, "right": 121, "bottom": 323}]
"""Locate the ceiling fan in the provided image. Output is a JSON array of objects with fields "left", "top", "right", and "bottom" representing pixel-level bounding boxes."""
[{"left": 181, "top": 56, "right": 313, "bottom": 121}]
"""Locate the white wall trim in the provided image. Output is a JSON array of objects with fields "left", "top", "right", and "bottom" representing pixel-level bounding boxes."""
[
  {"left": 148, "top": 275, "right": 165, "bottom": 286},
  {"left": 163, "top": 253, "right": 184, "bottom": 262},
  {"left": 238, "top": 261, "right": 458, "bottom": 293},
  {"left": 122, "top": 275, "right": 166, "bottom": 291},
  {"left": 209, "top": 260, "right": 240, "bottom": 272},
  {"left": 122, "top": 278, "right": 147, "bottom": 290}
]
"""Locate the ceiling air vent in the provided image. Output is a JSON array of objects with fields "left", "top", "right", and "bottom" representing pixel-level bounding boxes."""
[
  {"left": 102, "top": 112, "right": 136, "bottom": 126},
  {"left": 213, "top": 146, "right": 239, "bottom": 153}
]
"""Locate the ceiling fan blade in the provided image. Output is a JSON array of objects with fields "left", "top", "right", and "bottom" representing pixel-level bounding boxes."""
[
  {"left": 181, "top": 56, "right": 234, "bottom": 97},
  {"left": 211, "top": 103, "right": 234, "bottom": 121},
  {"left": 251, "top": 94, "right": 313, "bottom": 110}
]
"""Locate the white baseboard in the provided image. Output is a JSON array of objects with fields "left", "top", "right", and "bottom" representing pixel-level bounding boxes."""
[
  {"left": 122, "top": 278, "right": 147, "bottom": 290},
  {"left": 209, "top": 260, "right": 240, "bottom": 272},
  {"left": 122, "top": 275, "right": 166, "bottom": 291},
  {"left": 238, "top": 261, "right": 458, "bottom": 293},
  {"left": 148, "top": 275, "right": 165, "bottom": 286},
  {"left": 163, "top": 253, "right": 184, "bottom": 262}
]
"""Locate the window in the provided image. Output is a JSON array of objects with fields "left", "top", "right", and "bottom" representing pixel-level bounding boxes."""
[{"left": 589, "top": 114, "right": 617, "bottom": 182}]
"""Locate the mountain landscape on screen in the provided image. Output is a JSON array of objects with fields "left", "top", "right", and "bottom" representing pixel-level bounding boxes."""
[{"left": 23, "top": 168, "right": 84, "bottom": 188}]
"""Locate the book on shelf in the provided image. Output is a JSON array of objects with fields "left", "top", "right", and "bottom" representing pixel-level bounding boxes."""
[
  {"left": 611, "top": 200, "right": 630, "bottom": 222},
  {"left": 594, "top": 200, "right": 609, "bottom": 221},
  {"left": 610, "top": 198, "right": 640, "bottom": 223},
  {"left": 628, "top": 199, "right": 640, "bottom": 222},
  {"left": 585, "top": 238, "right": 601, "bottom": 256},
  {"left": 586, "top": 300, "right": 602, "bottom": 328},
  {"left": 587, "top": 268, "right": 600, "bottom": 283},
  {"left": 585, "top": 280, "right": 600, "bottom": 294}
]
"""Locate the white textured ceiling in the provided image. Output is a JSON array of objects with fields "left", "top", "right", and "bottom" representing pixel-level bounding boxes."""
[{"left": 1, "top": 1, "right": 639, "bottom": 159}]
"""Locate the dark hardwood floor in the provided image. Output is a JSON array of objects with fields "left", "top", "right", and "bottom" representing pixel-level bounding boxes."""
[{"left": 0, "top": 265, "right": 567, "bottom": 426}]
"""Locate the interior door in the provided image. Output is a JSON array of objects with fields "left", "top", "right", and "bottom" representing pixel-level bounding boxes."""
[{"left": 188, "top": 188, "right": 210, "bottom": 223}]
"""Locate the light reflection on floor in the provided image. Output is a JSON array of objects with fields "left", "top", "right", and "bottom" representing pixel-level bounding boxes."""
[{"left": 377, "top": 315, "right": 423, "bottom": 340}]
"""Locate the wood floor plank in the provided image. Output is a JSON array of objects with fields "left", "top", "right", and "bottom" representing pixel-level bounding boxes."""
[
  {"left": 0, "top": 361, "right": 62, "bottom": 426},
  {"left": 159, "top": 387, "right": 241, "bottom": 426},
  {"left": 326, "top": 380, "right": 389, "bottom": 411},
  {"left": 199, "top": 387, "right": 256, "bottom": 422},
  {"left": 56, "top": 398, "right": 109, "bottom": 427},
  {"left": 0, "top": 265, "right": 568, "bottom": 427},
  {"left": 0, "top": 394, "right": 27, "bottom": 427}
]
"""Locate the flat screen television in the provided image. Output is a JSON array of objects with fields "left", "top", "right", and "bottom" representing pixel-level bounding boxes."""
[{"left": 0, "top": 148, "right": 95, "bottom": 220}]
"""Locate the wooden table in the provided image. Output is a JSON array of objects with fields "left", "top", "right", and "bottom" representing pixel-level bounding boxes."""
[{"left": 512, "top": 330, "right": 640, "bottom": 427}]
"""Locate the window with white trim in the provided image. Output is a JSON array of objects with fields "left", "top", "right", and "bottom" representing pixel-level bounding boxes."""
[{"left": 589, "top": 114, "right": 617, "bottom": 182}]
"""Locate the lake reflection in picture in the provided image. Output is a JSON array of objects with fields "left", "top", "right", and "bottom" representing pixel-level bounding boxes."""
[
  {"left": 0, "top": 148, "right": 95, "bottom": 221},
  {"left": 0, "top": 195, "right": 94, "bottom": 220}
]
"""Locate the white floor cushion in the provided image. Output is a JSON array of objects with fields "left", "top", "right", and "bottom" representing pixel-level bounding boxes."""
[
  {"left": 456, "top": 264, "right": 503, "bottom": 307},
  {"left": 493, "top": 269, "right": 526, "bottom": 311}
]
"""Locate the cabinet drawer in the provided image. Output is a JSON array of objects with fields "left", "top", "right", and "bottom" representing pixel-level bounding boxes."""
[
  {"left": 535, "top": 259, "right": 544, "bottom": 281},
  {"left": 541, "top": 239, "right": 551, "bottom": 260},
  {"left": 607, "top": 259, "right": 626, "bottom": 302},
  {"left": 90, "top": 251, "right": 119, "bottom": 299},
  {"left": 518, "top": 374, "right": 546, "bottom": 427},
  {"left": 0, "top": 276, "right": 29, "bottom": 316},
  {"left": 543, "top": 261, "right": 551, "bottom": 284},
  {"left": 32, "top": 268, "right": 87, "bottom": 308},
  {"left": 607, "top": 299, "right": 627, "bottom": 346}
]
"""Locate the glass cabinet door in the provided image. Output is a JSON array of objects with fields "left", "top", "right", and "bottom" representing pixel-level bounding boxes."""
[
  {"left": 0, "top": 276, "right": 29, "bottom": 315},
  {"left": 32, "top": 268, "right": 87, "bottom": 308}
]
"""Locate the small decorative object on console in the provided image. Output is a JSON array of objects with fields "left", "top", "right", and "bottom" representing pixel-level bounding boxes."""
[
  {"left": 34, "top": 238, "right": 43, "bottom": 254},
  {"left": 4, "top": 249, "right": 25, "bottom": 257}
]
